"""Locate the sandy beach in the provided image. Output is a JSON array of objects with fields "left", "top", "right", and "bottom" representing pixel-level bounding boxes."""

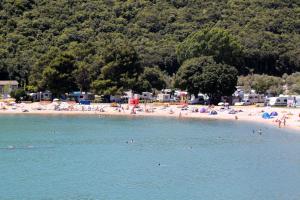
[{"left": 1, "top": 102, "right": 300, "bottom": 132}]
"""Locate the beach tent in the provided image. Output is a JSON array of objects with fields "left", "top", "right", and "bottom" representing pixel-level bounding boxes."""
[
  {"left": 262, "top": 112, "right": 271, "bottom": 119},
  {"left": 270, "top": 111, "right": 278, "bottom": 116},
  {"left": 199, "top": 107, "right": 206, "bottom": 113},
  {"left": 209, "top": 110, "right": 218, "bottom": 115}
]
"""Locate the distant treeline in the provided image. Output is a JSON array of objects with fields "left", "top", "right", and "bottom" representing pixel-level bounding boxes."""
[
  {"left": 238, "top": 73, "right": 300, "bottom": 95},
  {"left": 0, "top": 0, "right": 299, "bottom": 98}
]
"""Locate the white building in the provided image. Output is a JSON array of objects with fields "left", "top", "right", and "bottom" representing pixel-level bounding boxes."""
[{"left": 0, "top": 80, "right": 18, "bottom": 97}]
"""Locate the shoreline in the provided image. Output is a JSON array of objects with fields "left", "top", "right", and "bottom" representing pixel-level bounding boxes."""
[{"left": 1, "top": 104, "right": 299, "bottom": 132}]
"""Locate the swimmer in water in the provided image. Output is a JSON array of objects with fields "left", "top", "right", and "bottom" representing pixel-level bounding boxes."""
[
  {"left": 158, "top": 163, "right": 161, "bottom": 166},
  {"left": 258, "top": 129, "right": 262, "bottom": 135}
]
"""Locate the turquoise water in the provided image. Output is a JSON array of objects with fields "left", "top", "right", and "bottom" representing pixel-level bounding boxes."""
[{"left": 0, "top": 115, "right": 300, "bottom": 200}]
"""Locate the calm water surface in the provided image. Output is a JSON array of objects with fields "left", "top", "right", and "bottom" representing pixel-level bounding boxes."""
[{"left": 0, "top": 115, "right": 300, "bottom": 200}]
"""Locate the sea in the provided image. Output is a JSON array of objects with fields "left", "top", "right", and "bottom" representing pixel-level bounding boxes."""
[{"left": 0, "top": 115, "right": 300, "bottom": 200}]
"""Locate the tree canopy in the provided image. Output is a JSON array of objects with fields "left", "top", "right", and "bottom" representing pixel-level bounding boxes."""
[
  {"left": 175, "top": 56, "right": 215, "bottom": 96},
  {"left": 238, "top": 73, "right": 300, "bottom": 95},
  {"left": 0, "top": 0, "right": 299, "bottom": 95},
  {"left": 92, "top": 40, "right": 143, "bottom": 95},
  {"left": 198, "top": 63, "right": 238, "bottom": 104},
  {"left": 41, "top": 52, "right": 77, "bottom": 96},
  {"left": 176, "top": 28, "right": 243, "bottom": 68},
  {"left": 138, "top": 66, "right": 167, "bottom": 92}
]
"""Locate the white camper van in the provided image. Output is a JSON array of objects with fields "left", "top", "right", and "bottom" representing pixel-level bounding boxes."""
[
  {"left": 295, "top": 96, "right": 300, "bottom": 107},
  {"left": 243, "top": 93, "right": 265, "bottom": 104},
  {"left": 157, "top": 94, "right": 170, "bottom": 102},
  {"left": 141, "top": 92, "right": 153, "bottom": 100},
  {"left": 268, "top": 97, "right": 287, "bottom": 106}
]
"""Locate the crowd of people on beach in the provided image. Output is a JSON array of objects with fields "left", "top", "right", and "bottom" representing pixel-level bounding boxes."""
[{"left": 0, "top": 100, "right": 300, "bottom": 130}]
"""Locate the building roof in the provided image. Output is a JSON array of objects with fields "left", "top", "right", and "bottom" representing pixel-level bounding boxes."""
[{"left": 0, "top": 80, "right": 19, "bottom": 85}]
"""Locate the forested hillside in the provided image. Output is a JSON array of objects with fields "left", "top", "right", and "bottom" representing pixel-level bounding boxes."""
[{"left": 0, "top": 0, "right": 299, "bottom": 96}]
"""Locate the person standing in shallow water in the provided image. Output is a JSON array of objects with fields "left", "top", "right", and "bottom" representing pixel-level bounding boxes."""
[{"left": 278, "top": 120, "right": 282, "bottom": 128}]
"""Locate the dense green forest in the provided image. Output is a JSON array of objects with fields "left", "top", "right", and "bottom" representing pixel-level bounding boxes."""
[{"left": 0, "top": 0, "right": 299, "bottom": 98}]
